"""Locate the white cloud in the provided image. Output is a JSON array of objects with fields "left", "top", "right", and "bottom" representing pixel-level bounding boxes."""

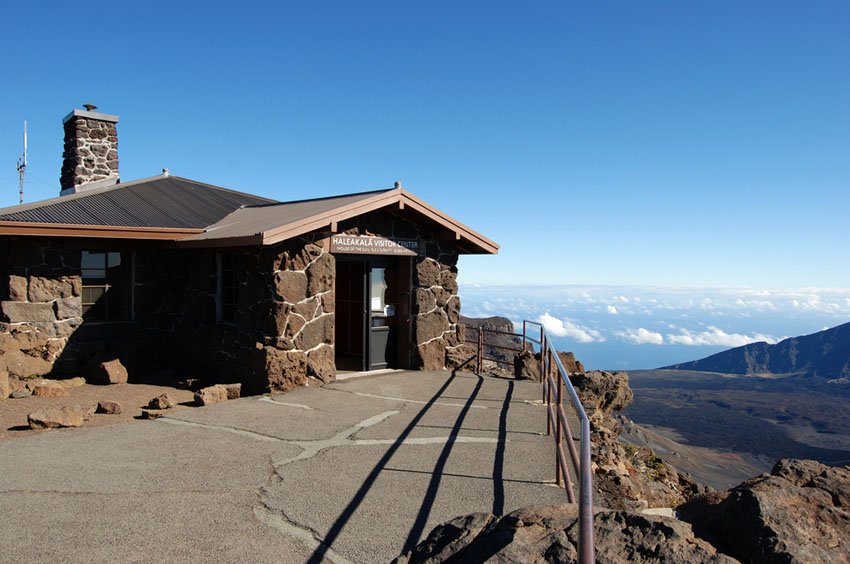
[
  {"left": 616, "top": 328, "right": 664, "bottom": 345},
  {"left": 606, "top": 305, "right": 619, "bottom": 315},
  {"left": 537, "top": 313, "right": 605, "bottom": 343},
  {"left": 666, "top": 326, "right": 780, "bottom": 347}
]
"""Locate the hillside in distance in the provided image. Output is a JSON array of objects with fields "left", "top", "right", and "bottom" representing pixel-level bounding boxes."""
[{"left": 662, "top": 321, "right": 850, "bottom": 378}]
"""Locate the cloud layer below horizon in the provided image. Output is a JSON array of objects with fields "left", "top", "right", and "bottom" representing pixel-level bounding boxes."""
[{"left": 458, "top": 284, "right": 850, "bottom": 368}]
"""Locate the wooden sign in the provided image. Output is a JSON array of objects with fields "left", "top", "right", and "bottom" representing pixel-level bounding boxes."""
[{"left": 330, "top": 235, "right": 421, "bottom": 256}]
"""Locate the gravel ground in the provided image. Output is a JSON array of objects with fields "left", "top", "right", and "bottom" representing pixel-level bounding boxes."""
[{"left": 0, "top": 381, "right": 196, "bottom": 441}]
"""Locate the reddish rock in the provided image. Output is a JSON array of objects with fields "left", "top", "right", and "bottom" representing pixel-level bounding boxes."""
[
  {"left": 570, "top": 370, "right": 634, "bottom": 415},
  {"left": 27, "top": 275, "right": 80, "bottom": 302},
  {"left": 414, "top": 288, "right": 437, "bottom": 314},
  {"left": 416, "top": 310, "right": 450, "bottom": 344},
  {"left": 8, "top": 275, "right": 28, "bottom": 301},
  {"left": 32, "top": 380, "right": 70, "bottom": 398},
  {"left": 194, "top": 385, "right": 229, "bottom": 406},
  {"left": 681, "top": 458, "right": 850, "bottom": 564},
  {"left": 273, "top": 270, "right": 308, "bottom": 303},
  {"left": 53, "top": 297, "right": 82, "bottom": 320},
  {"left": 148, "top": 393, "right": 175, "bottom": 410},
  {"left": 417, "top": 340, "right": 446, "bottom": 371},
  {"left": 440, "top": 270, "right": 458, "bottom": 294},
  {"left": 261, "top": 347, "right": 308, "bottom": 392},
  {"left": 90, "top": 358, "right": 129, "bottom": 385},
  {"left": 306, "top": 251, "right": 334, "bottom": 295},
  {"left": 415, "top": 258, "right": 441, "bottom": 287},
  {"left": 446, "top": 344, "right": 477, "bottom": 371},
  {"left": 28, "top": 405, "right": 86, "bottom": 429},
  {"left": 395, "top": 505, "right": 735, "bottom": 564},
  {"left": 295, "top": 315, "right": 333, "bottom": 350},
  {"left": 306, "top": 345, "right": 335, "bottom": 383},
  {"left": 0, "top": 370, "right": 11, "bottom": 399},
  {"left": 222, "top": 383, "right": 242, "bottom": 399},
  {"left": 0, "top": 301, "right": 56, "bottom": 323},
  {"left": 96, "top": 400, "right": 123, "bottom": 414},
  {"left": 514, "top": 350, "right": 540, "bottom": 380}
]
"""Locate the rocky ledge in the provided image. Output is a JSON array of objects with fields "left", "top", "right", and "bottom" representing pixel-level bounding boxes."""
[{"left": 398, "top": 363, "right": 850, "bottom": 563}]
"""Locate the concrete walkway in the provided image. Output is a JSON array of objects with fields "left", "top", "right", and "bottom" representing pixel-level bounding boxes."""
[{"left": 0, "top": 370, "right": 568, "bottom": 563}]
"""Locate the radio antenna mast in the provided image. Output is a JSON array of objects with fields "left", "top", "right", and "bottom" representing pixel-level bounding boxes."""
[{"left": 16, "top": 121, "right": 27, "bottom": 204}]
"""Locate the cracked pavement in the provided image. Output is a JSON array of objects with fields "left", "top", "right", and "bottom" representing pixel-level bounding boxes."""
[{"left": 0, "top": 370, "right": 569, "bottom": 563}]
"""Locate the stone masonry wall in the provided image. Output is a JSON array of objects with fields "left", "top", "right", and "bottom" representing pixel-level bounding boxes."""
[
  {"left": 254, "top": 237, "right": 335, "bottom": 392},
  {"left": 0, "top": 238, "right": 83, "bottom": 378},
  {"left": 60, "top": 115, "right": 119, "bottom": 190}
]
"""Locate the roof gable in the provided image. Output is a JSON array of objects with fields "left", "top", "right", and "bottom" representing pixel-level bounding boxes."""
[{"left": 178, "top": 187, "right": 498, "bottom": 254}]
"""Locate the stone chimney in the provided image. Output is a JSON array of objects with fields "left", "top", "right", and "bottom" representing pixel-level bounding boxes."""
[{"left": 59, "top": 106, "right": 119, "bottom": 195}]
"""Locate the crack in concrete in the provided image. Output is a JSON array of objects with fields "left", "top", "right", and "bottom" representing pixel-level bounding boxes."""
[
  {"left": 258, "top": 397, "right": 315, "bottom": 410},
  {"left": 157, "top": 418, "right": 286, "bottom": 442},
  {"left": 254, "top": 502, "right": 353, "bottom": 564}
]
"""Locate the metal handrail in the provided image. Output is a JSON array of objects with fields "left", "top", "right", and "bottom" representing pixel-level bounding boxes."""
[
  {"left": 522, "top": 320, "right": 595, "bottom": 564},
  {"left": 463, "top": 319, "right": 595, "bottom": 562}
]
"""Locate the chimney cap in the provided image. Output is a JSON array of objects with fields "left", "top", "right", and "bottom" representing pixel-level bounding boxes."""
[
  {"left": 63, "top": 108, "right": 119, "bottom": 124},
  {"left": 162, "top": 168, "right": 170, "bottom": 177},
  {"left": 394, "top": 180, "right": 403, "bottom": 189},
  {"left": 83, "top": 103, "right": 98, "bottom": 111}
]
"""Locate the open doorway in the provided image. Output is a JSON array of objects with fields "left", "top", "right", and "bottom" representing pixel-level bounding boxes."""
[{"left": 334, "top": 256, "right": 412, "bottom": 372}]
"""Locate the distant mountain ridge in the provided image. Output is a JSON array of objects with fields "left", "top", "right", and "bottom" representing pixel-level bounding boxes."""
[{"left": 662, "top": 321, "right": 850, "bottom": 377}]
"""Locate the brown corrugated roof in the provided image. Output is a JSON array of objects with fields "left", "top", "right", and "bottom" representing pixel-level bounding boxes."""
[
  {"left": 178, "top": 187, "right": 499, "bottom": 254},
  {"left": 0, "top": 177, "right": 498, "bottom": 254},
  {"left": 0, "top": 175, "right": 276, "bottom": 229}
]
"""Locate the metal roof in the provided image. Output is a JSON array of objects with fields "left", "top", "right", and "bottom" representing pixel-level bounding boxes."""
[
  {"left": 0, "top": 175, "right": 276, "bottom": 229},
  {"left": 0, "top": 177, "right": 498, "bottom": 254},
  {"left": 178, "top": 187, "right": 499, "bottom": 254},
  {"left": 185, "top": 190, "right": 391, "bottom": 243}
]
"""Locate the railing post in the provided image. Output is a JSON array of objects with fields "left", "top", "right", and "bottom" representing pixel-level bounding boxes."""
[
  {"left": 555, "top": 361, "right": 563, "bottom": 487},
  {"left": 522, "top": 320, "right": 527, "bottom": 352},
  {"left": 477, "top": 328, "right": 484, "bottom": 374}
]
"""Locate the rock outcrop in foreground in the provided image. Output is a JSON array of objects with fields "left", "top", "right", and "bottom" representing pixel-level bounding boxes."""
[
  {"left": 393, "top": 504, "right": 736, "bottom": 564},
  {"left": 398, "top": 365, "right": 850, "bottom": 563},
  {"left": 680, "top": 458, "right": 850, "bottom": 563}
]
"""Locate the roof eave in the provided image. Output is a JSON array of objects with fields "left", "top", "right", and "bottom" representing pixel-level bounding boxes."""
[{"left": 0, "top": 221, "right": 204, "bottom": 240}]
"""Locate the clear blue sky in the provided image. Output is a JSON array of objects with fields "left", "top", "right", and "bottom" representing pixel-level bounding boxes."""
[{"left": 1, "top": 1, "right": 848, "bottom": 289}]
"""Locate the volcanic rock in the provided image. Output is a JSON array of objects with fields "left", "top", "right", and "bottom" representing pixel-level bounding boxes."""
[
  {"left": 680, "top": 458, "right": 850, "bottom": 563},
  {"left": 195, "top": 385, "right": 229, "bottom": 406},
  {"left": 28, "top": 405, "right": 87, "bottom": 429},
  {"left": 90, "top": 358, "right": 129, "bottom": 385},
  {"left": 96, "top": 400, "right": 123, "bottom": 414}
]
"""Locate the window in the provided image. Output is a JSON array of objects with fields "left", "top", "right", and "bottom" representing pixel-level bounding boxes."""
[
  {"left": 217, "top": 253, "right": 237, "bottom": 323},
  {"left": 81, "top": 251, "right": 130, "bottom": 321}
]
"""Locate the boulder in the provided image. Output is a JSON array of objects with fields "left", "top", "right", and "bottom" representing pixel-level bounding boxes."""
[
  {"left": 395, "top": 504, "right": 736, "bottom": 563},
  {"left": 10, "top": 389, "right": 32, "bottom": 399},
  {"left": 514, "top": 350, "right": 540, "bottom": 380},
  {"left": 222, "top": 383, "right": 242, "bottom": 399},
  {"left": 31, "top": 380, "right": 70, "bottom": 398},
  {"left": 2, "top": 349, "right": 54, "bottom": 378},
  {"left": 680, "top": 458, "right": 850, "bottom": 563},
  {"left": 96, "top": 400, "right": 123, "bottom": 414},
  {"left": 58, "top": 377, "right": 86, "bottom": 388},
  {"left": 90, "top": 358, "right": 129, "bottom": 385},
  {"left": 570, "top": 370, "right": 634, "bottom": 415},
  {"left": 0, "top": 370, "right": 10, "bottom": 399},
  {"left": 148, "top": 393, "right": 175, "bottom": 410},
  {"left": 195, "top": 385, "right": 229, "bottom": 406},
  {"left": 28, "top": 405, "right": 87, "bottom": 429}
]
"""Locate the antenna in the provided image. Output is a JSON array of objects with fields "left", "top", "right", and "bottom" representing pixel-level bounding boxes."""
[{"left": 16, "top": 121, "right": 27, "bottom": 204}]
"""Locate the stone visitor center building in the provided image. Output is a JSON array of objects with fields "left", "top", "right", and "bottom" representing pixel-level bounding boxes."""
[{"left": 0, "top": 108, "right": 497, "bottom": 393}]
